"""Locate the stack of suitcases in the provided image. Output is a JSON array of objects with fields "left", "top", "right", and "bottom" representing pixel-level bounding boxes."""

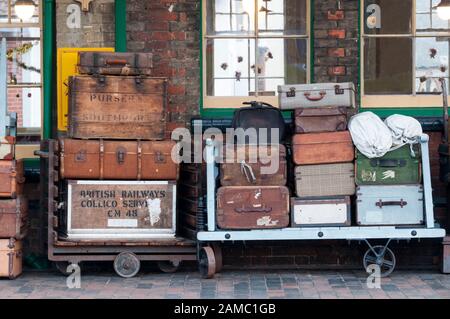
[
  {"left": 57, "top": 52, "right": 180, "bottom": 240},
  {"left": 0, "top": 38, "right": 27, "bottom": 279},
  {"left": 279, "top": 83, "right": 357, "bottom": 227}
]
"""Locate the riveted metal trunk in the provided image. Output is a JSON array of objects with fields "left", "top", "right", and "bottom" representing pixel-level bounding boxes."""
[
  {"left": 220, "top": 144, "right": 287, "bottom": 186},
  {"left": 59, "top": 139, "right": 178, "bottom": 180},
  {"left": 216, "top": 186, "right": 290, "bottom": 230},
  {"left": 68, "top": 76, "right": 167, "bottom": 140},
  {"left": 291, "top": 196, "right": 351, "bottom": 227}
]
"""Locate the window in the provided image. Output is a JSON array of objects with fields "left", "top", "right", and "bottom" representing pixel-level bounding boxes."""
[
  {"left": 0, "top": 0, "right": 42, "bottom": 134},
  {"left": 203, "top": 0, "right": 310, "bottom": 108}
]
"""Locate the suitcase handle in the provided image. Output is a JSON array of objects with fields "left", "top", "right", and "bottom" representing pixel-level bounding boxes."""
[
  {"left": 105, "top": 59, "right": 128, "bottom": 66},
  {"left": 370, "top": 159, "right": 407, "bottom": 168},
  {"left": 375, "top": 199, "right": 407, "bottom": 208},
  {"left": 304, "top": 91, "right": 326, "bottom": 101},
  {"left": 235, "top": 206, "right": 273, "bottom": 213}
]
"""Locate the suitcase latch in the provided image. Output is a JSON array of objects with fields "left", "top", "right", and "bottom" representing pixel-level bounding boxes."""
[
  {"left": 286, "top": 87, "right": 296, "bottom": 98},
  {"left": 335, "top": 85, "right": 344, "bottom": 95},
  {"left": 75, "top": 150, "right": 86, "bottom": 162},
  {"left": 116, "top": 147, "right": 127, "bottom": 165},
  {"left": 155, "top": 151, "right": 166, "bottom": 163}
]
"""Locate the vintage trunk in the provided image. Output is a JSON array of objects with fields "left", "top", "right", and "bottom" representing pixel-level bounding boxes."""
[
  {"left": 355, "top": 145, "right": 421, "bottom": 185},
  {"left": 294, "top": 107, "right": 349, "bottom": 133},
  {"left": 356, "top": 185, "right": 424, "bottom": 226},
  {"left": 0, "top": 136, "right": 15, "bottom": 160},
  {"left": 68, "top": 76, "right": 167, "bottom": 140},
  {"left": 0, "top": 197, "right": 28, "bottom": 239},
  {"left": 291, "top": 196, "right": 351, "bottom": 227},
  {"left": 295, "top": 163, "right": 355, "bottom": 197},
  {"left": 220, "top": 144, "right": 287, "bottom": 186},
  {"left": 292, "top": 131, "right": 354, "bottom": 165},
  {"left": 59, "top": 139, "right": 179, "bottom": 180},
  {"left": 278, "top": 82, "right": 356, "bottom": 110},
  {"left": 216, "top": 186, "right": 290, "bottom": 230},
  {"left": 62, "top": 180, "right": 177, "bottom": 239},
  {"left": 78, "top": 52, "right": 153, "bottom": 76},
  {"left": 0, "top": 160, "right": 25, "bottom": 198},
  {"left": 0, "top": 239, "right": 22, "bottom": 279}
]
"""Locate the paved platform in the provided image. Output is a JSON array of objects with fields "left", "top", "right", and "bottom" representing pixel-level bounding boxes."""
[{"left": 0, "top": 270, "right": 449, "bottom": 299}]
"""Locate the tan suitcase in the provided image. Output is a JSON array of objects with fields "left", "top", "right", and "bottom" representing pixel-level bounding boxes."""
[{"left": 0, "top": 238, "right": 22, "bottom": 279}]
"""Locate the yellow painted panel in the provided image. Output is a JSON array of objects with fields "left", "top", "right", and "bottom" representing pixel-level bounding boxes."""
[
  {"left": 362, "top": 95, "right": 449, "bottom": 108},
  {"left": 57, "top": 47, "right": 114, "bottom": 132}
]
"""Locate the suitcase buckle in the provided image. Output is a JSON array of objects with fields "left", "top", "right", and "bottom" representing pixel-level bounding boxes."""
[
  {"left": 75, "top": 150, "right": 86, "bottom": 162},
  {"left": 335, "top": 85, "right": 344, "bottom": 95},
  {"left": 116, "top": 147, "right": 127, "bottom": 165},
  {"left": 155, "top": 151, "right": 166, "bottom": 163},
  {"left": 286, "top": 87, "right": 296, "bottom": 98}
]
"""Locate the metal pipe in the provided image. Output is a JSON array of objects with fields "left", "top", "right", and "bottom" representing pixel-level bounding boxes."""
[
  {"left": 43, "top": 0, "right": 54, "bottom": 139},
  {"left": 441, "top": 78, "right": 448, "bottom": 143},
  {"left": 115, "top": 0, "right": 127, "bottom": 52}
]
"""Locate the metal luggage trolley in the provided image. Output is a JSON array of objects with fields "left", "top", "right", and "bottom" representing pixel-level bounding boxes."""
[
  {"left": 37, "top": 140, "right": 197, "bottom": 278},
  {"left": 197, "top": 136, "right": 446, "bottom": 278}
]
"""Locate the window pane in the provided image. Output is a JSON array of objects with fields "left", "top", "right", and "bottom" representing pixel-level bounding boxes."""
[
  {"left": 206, "top": 38, "right": 256, "bottom": 96},
  {"left": 206, "top": 0, "right": 255, "bottom": 36},
  {"left": 7, "top": 87, "right": 41, "bottom": 128},
  {"left": 416, "top": 37, "right": 450, "bottom": 93},
  {"left": 364, "top": 0, "right": 412, "bottom": 34},
  {"left": 256, "top": 38, "right": 307, "bottom": 94},
  {"left": 258, "top": 0, "right": 307, "bottom": 36},
  {"left": 416, "top": 0, "right": 450, "bottom": 35},
  {"left": 0, "top": 0, "right": 40, "bottom": 24},
  {"left": 364, "top": 37, "right": 413, "bottom": 94}
]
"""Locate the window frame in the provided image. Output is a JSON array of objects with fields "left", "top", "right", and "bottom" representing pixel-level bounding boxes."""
[
  {"left": 201, "top": 0, "right": 312, "bottom": 109},
  {"left": 361, "top": 0, "right": 450, "bottom": 108},
  {"left": 0, "top": 0, "right": 43, "bottom": 135}
]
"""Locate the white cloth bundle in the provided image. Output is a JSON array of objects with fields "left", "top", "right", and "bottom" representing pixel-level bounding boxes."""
[{"left": 384, "top": 114, "right": 422, "bottom": 155}]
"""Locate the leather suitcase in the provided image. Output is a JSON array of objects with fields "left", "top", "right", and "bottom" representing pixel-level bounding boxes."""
[
  {"left": 295, "top": 163, "right": 355, "bottom": 197},
  {"left": 0, "top": 238, "right": 22, "bottom": 279},
  {"left": 356, "top": 145, "right": 421, "bottom": 185},
  {"left": 232, "top": 101, "right": 286, "bottom": 144},
  {"left": 356, "top": 185, "right": 424, "bottom": 226},
  {"left": 0, "top": 196, "right": 28, "bottom": 239},
  {"left": 0, "top": 136, "right": 15, "bottom": 160},
  {"left": 59, "top": 139, "right": 179, "bottom": 180},
  {"left": 68, "top": 75, "right": 167, "bottom": 140},
  {"left": 291, "top": 196, "right": 351, "bottom": 227},
  {"left": 78, "top": 52, "right": 153, "bottom": 76},
  {"left": 292, "top": 131, "right": 354, "bottom": 165},
  {"left": 0, "top": 160, "right": 25, "bottom": 198},
  {"left": 294, "top": 107, "right": 349, "bottom": 133},
  {"left": 278, "top": 82, "right": 356, "bottom": 110},
  {"left": 217, "top": 186, "right": 290, "bottom": 230},
  {"left": 220, "top": 144, "right": 287, "bottom": 186}
]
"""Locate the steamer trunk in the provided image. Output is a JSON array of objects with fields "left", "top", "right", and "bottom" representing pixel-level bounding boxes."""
[
  {"left": 68, "top": 76, "right": 167, "bottom": 140},
  {"left": 0, "top": 197, "right": 28, "bottom": 239},
  {"left": 62, "top": 180, "right": 177, "bottom": 240},
  {"left": 0, "top": 160, "right": 25, "bottom": 198},
  {"left": 0, "top": 239, "right": 22, "bottom": 279}
]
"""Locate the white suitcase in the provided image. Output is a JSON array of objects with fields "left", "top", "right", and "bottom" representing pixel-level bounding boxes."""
[
  {"left": 278, "top": 82, "right": 356, "bottom": 110},
  {"left": 291, "top": 196, "right": 351, "bottom": 227}
]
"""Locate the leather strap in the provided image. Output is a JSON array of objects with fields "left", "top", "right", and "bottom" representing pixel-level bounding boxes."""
[
  {"left": 137, "top": 140, "right": 142, "bottom": 181},
  {"left": 375, "top": 199, "right": 407, "bottom": 208},
  {"left": 99, "top": 139, "right": 104, "bottom": 180},
  {"left": 240, "top": 160, "right": 256, "bottom": 184}
]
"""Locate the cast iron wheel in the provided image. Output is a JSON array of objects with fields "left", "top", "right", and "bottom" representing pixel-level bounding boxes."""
[
  {"left": 211, "top": 244, "right": 223, "bottom": 273},
  {"left": 157, "top": 260, "right": 180, "bottom": 273},
  {"left": 363, "top": 245, "right": 396, "bottom": 278},
  {"left": 199, "top": 246, "right": 216, "bottom": 279},
  {"left": 114, "top": 252, "right": 141, "bottom": 278}
]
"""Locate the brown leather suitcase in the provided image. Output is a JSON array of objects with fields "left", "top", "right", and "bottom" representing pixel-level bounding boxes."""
[
  {"left": 78, "top": 52, "right": 153, "bottom": 76},
  {"left": 0, "top": 197, "right": 28, "bottom": 239},
  {"left": 59, "top": 139, "right": 179, "bottom": 180},
  {"left": 0, "top": 238, "right": 22, "bottom": 279},
  {"left": 217, "top": 186, "right": 290, "bottom": 229},
  {"left": 220, "top": 144, "right": 287, "bottom": 186},
  {"left": 0, "top": 160, "right": 25, "bottom": 198},
  {"left": 294, "top": 107, "right": 349, "bottom": 133},
  {"left": 292, "top": 131, "right": 354, "bottom": 165},
  {"left": 0, "top": 136, "right": 15, "bottom": 160},
  {"left": 68, "top": 75, "right": 167, "bottom": 140}
]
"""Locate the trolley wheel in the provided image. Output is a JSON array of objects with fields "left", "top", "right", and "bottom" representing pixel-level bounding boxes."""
[
  {"left": 113, "top": 252, "right": 141, "bottom": 278},
  {"left": 363, "top": 245, "right": 396, "bottom": 278},
  {"left": 211, "top": 244, "right": 223, "bottom": 273},
  {"left": 55, "top": 261, "right": 79, "bottom": 276},
  {"left": 199, "top": 246, "right": 216, "bottom": 279},
  {"left": 157, "top": 260, "right": 180, "bottom": 273}
]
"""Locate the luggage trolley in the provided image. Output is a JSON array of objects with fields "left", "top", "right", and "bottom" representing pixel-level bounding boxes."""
[{"left": 197, "top": 136, "right": 446, "bottom": 278}]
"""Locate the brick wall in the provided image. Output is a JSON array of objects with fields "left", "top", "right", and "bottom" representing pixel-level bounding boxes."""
[{"left": 126, "top": 0, "right": 201, "bottom": 124}]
